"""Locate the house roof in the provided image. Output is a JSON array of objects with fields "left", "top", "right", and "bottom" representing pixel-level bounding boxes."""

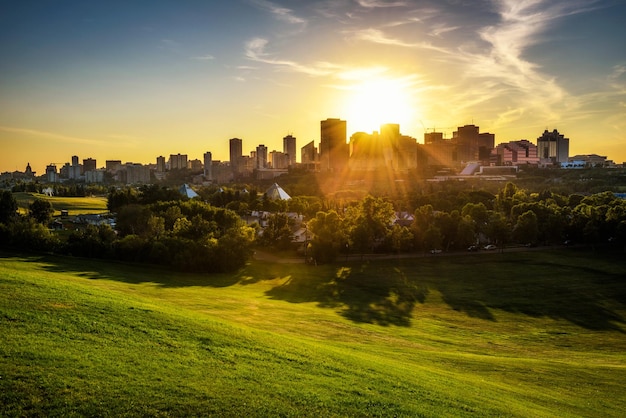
[{"left": 264, "top": 183, "right": 291, "bottom": 200}]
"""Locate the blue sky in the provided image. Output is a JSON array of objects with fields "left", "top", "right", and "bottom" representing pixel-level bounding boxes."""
[{"left": 1, "top": 0, "right": 625, "bottom": 173}]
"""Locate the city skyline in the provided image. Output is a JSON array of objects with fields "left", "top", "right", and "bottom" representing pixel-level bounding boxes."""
[{"left": 2, "top": 0, "right": 625, "bottom": 174}]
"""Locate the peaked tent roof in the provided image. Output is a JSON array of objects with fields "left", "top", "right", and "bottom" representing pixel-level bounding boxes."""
[
  {"left": 264, "top": 183, "right": 291, "bottom": 200},
  {"left": 179, "top": 184, "right": 199, "bottom": 199}
]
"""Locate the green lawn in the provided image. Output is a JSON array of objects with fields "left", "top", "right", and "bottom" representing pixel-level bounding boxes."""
[
  {"left": 13, "top": 192, "right": 108, "bottom": 215},
  {"left": 1, "top": 249, "right": 625, "bottom": 416}
]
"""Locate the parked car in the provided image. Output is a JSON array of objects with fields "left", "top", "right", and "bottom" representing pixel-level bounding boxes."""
[
  {"left": 483, "top": 244, "right": 497, "bottom": 250},
  {"left": 430, "top": 249, "right": 442, "bottom": 254},
  {"left": 467, "top": 245, "right": 479, "bottom": 252}
]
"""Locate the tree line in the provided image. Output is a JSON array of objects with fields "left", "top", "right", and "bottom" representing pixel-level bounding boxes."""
[
  {"left": 0, "top": 188, "right": 255, "bottom": 273},
  {"left": 1, "top": 181, "right": 625, "bottom": 271}
]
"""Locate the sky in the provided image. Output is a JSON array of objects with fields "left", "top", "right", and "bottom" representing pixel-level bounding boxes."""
[{"left": 1, "top": 0, "right": 625, "bottom": 174}]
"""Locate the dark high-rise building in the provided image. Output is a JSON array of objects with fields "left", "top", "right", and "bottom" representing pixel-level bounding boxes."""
[
  {"left": 320, "top": 118, "right": 348, "bottom": 172},
  {"left": 69, "top": 155, "right": 81, "bottom": 179},
  {"left": 203, "top": 152, "right": 212, "bottom": 180},
  {"left": 155, "top": 156, "right": 166, "bottom": 173},
  {"left": 256, "top": 144, "right": 268, "bottom": 169},
  {"left": 106, "top": 160, "right": 122, "bottom": 173},
  {"left": 169, "top": 154, "right": 188, "bottom": 170},
  {"left": 83, "top": 158, "right": 96, "bottom": 173},
  {"left": 537, "top": 129, "right": 569, "bottom": 164},
  {"left": 283, "top": 134, "right": 296, "bottom": 167},
  {"left": 301, "top": 140, "right": 318, "bottom": 171},
  {"left": 229, "top": 138, "right": 243, "bottom": 175},
  {"left": 452, "top": 125, "right": 494, "bottom": 163}
]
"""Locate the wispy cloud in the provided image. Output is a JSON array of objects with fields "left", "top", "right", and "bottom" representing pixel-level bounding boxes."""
[
  {"left": 446, "top": 0, "right": 606, "bottom": 129},
  {"left": 429, "top": 24, "right": 460, "bottom": 38},
  {"left": 192, "top": 54, "right": 215, "bottom": 61},
  {"left": 346, "top": 28, "right": 450, "bottom": 53},
  {"left": 244, "top": 37, "right": 340, "bottom": 76},
  {"left": 0, "top": 126, "right": 106, "bottom": 146},
  {"left": 249, "top": 0, "right": 307, "bottom": 27},
  {"left": 356, "top": 0, "right": 407, "bottom": 8}
]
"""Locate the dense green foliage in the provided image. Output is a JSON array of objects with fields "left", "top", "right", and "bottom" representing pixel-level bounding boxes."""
[
  {"left": 2, "top": 190, "right": 255, "bottom": 273},
  {"left": 1, "top": 250, "right": 625, "bottom": 416}
]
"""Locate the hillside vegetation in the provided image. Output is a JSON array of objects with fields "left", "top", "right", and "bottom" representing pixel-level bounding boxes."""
[
  {"left": 13, "top": 192, "right": 108, "bottom": 215},
  {"left": 1, "top": 249, "right": 625, "bottom": 416}
]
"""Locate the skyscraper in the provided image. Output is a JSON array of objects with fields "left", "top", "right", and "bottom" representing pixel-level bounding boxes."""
[
  {"left": 319, "top": 118, "right": 348, "bottom": 172},
  {"left": 169, "top": 154, "right": 188, "bottom": 170},
  {"left": 452, "top": 125, "right": 494, "bottom": 163},
  {"left": 203, "top": 152, "right": 212, "bottom": 180},
  {"left": 256, "top": 144, "right": 268, "bottom": 169},
  {"left": 283, "top": 134, "right": 296, "bottom": 167},
  {"left": 83, "top": 158, "right": 96, "bottom": 173},
  {"left": 301, "top": 140, "right": 318, "bottom": 171},
  {"left": 537, "top": 129, "right": 569, "bottom": 164},
  {"left": 229, "top": 138, "right": 243, "bottom": 175}
]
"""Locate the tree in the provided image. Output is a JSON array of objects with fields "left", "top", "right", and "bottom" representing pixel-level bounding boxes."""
[
  {"left": 346, "top": 196, "right": 395, "bottom": 253},
  {"left": 29, "top": 198, "right": 54, "bottom": 224},
  {"left": 485, "top": 211, "right": 511, "bottom": 250},
  {"left": 387, "top": 224, "right": 414, "bottom": 253},
  {"left": 261, "top": 213, "right": 294, "bottom": 250},
  {"left": 0, "top": 190, "right": 18, "bottom": 224},
  {"left": 308, "top": 210, "right": 345, "bottom": 263},
  {"left": 512, "top": 210, "right": 538, "bottom": 245}
]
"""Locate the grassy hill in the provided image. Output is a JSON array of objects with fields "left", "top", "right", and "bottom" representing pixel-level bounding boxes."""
[
  {"left": 13, "top": 192, "right": 108, "bottom": 216},
  {"left": 1, "top": 249, "right": 625, "bottom": 416}
]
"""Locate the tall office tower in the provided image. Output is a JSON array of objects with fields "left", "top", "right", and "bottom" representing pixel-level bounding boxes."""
[
  {"left": 319, "top": 118, "right": 348, "bottom": 172},
  {"left": 106, "top": 160, "right": 122, "bottom": 173},
  {"left": 83, "top": 158, "right": 96, "bottom": 173},
  {"left": 70, "top": 155, "right": 81, "bottom": 179},
  {"left": 203, "top": 152, "right": 212, "bottom": 180},
  {"left": 380, "top": 123, "right": 400, "bottom": 167},
  {"left": 283, "top": 134, "right": 296, "bottom": 167},
  {"left": 256, "top": 144, "right": 268, "bottom": 169},
  {"left": 155, "top": 156, "right": 166, "bottom": 173},
  {"left": 169, "top": 153, "right": 188, "bottom": 170},
  {"left": 537, "top": 129, "right": 569, "bottom": 164},
  {"left": 452, "top": 125, "right": 494, "bottom": 164},
  {"left": 229, "top": 138, "right": 243, "bottom": 176},
  {"left": 46, "top": 164, "right": 58, "bottom": 183},
  {"left": 270, "top": 151, "right": 289, "bottom": 169},
  {"left": 424, "top": 132, "right": 444, "bottom": 144},
  {"left": 301, "top": 140, "right": 318, "bottom": 171}
]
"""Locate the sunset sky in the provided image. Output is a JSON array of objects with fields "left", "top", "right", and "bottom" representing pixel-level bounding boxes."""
[{"left": 1, "top": 0, "right": 625, "bottom": 174}]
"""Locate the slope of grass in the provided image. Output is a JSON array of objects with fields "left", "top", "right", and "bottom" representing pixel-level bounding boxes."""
[
  {"left": 1, "top": 249, "right": 625, "bottom": 416},
  {"left": 13, "top": 192, "right": 108, "bottom": 215}
]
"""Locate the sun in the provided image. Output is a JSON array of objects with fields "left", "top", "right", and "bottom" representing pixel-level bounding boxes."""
[{"left": 341, "top": 75, "right": 419, "bottom": 135}]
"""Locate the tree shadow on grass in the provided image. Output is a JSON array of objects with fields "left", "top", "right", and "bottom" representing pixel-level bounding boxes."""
[
  {"left": 6, "top": 252, "right": 242, "bottom": 288},
  {"left": 266, "top": 264, "right": 429, "bottom": 327},
  {"left": 428, "top": 254, "right": 626, "bottom": 332},
  {"left": 265, "top": 253, "right": 626, "bottom": 331}
]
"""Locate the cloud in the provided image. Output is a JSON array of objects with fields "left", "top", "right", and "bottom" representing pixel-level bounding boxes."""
[
  {"left": 249, "top": 0, "right": 307, "bottom": 27},
  {"left": 192, "top": 54, "right": 215, "bottom": 61},
  {"left": 244, "top": 37, "right": 340, "bottom": 76},
  {"left": 429, "top": 24, "right": 460, "bottom": 38},
  {"left": 346, "top": 28, "right": 451, "bottom": 53},
  {"left": 0, "top": 126, "right": 106, "bottom": 146},
  {"left": 444, "top": 0, "right": 607, "bottom": 128},
  {"left": 356, "top": 0, "right": 407, "bottom": 8}
]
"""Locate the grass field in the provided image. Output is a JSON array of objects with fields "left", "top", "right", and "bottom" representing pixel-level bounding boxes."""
[
  {"left": 13, "top": 192, "right": 108, "bottom": 215},
  {"left": 1, "top": 249, "right": 625, "bottom": 416}
]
